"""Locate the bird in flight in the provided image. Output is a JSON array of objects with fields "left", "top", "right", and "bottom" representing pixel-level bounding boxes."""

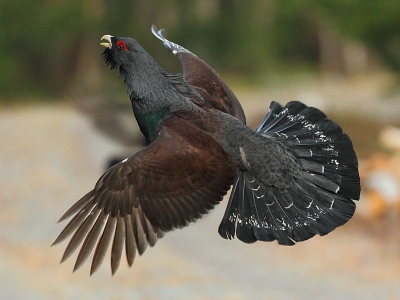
[{"left": 53, "top": 25, "right": 360, "bottom": 275}]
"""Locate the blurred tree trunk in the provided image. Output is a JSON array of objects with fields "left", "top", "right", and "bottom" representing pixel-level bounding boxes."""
[
  {"left": 342, "top": 41, "right": 371, "bottom": 75},
  {"left": 69, "top": 0, "right": 105, "bottom": 94},
  {"left": 317, "top": 25, "right": 375, "bottom": 76},
  {"left": 317, "top": 26, "right": 346, "bottom": 75}
]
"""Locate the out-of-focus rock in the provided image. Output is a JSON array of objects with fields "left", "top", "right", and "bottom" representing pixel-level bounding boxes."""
[
  {"left": 380, "top": 126, "right": 400, "bottom": 151},
  {"left": 361, "top": 141, "right": 400, "bottom": 219}
]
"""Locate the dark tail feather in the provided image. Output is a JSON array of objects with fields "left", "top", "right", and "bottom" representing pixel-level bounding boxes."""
[
  {"left": 218, "top": 176, "right": 240, "bottom": 240},
  {"left": 256, "top": 101, "right": 309, "bottom": 133},
  {"left": 219, "top": 101, "right": 360, "bottom": 245}
]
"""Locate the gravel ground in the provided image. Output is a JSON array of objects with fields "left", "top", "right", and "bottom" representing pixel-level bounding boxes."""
[{"left": 1, "top": 103, "right": 400, "bottom": 300}]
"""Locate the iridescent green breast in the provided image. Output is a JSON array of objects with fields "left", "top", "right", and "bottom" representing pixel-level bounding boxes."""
[{"left": 134, "top": 107, "right": 170, "bottom": 144}]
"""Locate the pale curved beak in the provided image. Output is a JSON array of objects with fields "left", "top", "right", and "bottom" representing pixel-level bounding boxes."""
[{"left": 100, "top": 35, "right": 113, "bottom": 49}]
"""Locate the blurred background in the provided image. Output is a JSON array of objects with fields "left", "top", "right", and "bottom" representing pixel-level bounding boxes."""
[{"left": 1, "top": 0, "right": 400, "bottom": 299}]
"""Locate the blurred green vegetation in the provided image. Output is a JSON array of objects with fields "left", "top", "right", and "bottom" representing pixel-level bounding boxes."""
[{"left": 1, "top": 0, "right": 400, "bottom": 101}]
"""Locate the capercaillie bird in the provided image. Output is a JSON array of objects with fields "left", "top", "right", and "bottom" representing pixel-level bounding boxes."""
[{"left": 53, "top": 25, "right": 360, "bottom": 275}]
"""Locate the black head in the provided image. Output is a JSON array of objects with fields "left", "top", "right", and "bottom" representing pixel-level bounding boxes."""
[
  {"left": 101, "top": 35, "right": 150, "bottom": 71},
  {"left": 100, "top": 33, "right": 192, "bottom": 122}
]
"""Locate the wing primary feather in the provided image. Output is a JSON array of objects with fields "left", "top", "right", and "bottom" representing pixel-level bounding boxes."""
[
  {"left": 143, "top": 215, "right": 158, "bottom": 247},
  {"left": 133, "top": 209, "right": 148, "bottom": 256},
  {"left": 60, "top": 207, "right": 100, "bottom": 263},
  {"left": 125, "top": 214, "right": 137, "bottom": 267},
  {"left": 111, "top": 216, "right": 126, "bottom": 275},
  {"left": 53, "top": 202, "right": 96, "bottom": 246},
  {"left": 58, "top": 191, "right": 93, "bottom": 222},
  {"left": 137, "top": 202, "right": 161, "bottom": 242},
  {"left": 90, "top": 216, "right": 117, "bottom": 275},
  {"left": 151, "top": 24, "right": 190, "bottom": 55},
  {"left": 156, "top": 229, "right": 166, "bottom": 239},
  {"left": 73, "top": 211, "right": 108, "bottom": 272}
]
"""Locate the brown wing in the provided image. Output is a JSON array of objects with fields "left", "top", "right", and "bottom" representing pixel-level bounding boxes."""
[
  {"left": 53, "top": 117, "right": 237, "bottom": 275},
  {"left": 181, "top": 53, "right": 246, "bottom": 124},
  {"left": 152, "top": 25, "right": 246, "bottom": 124}
]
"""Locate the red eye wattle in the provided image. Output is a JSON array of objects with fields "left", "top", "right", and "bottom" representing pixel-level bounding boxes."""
[{"left": 116, "top": 41, "right": 128, "bottom": 51}]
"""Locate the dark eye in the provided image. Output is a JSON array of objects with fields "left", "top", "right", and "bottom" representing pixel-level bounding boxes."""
[{"left": 116, "top": 41, "right": 128, "bottom": 51}]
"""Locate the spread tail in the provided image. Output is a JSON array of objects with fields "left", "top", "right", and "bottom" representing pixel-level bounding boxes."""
[{"left": 219, "top": 101, "right": 360, "bottom": 245}]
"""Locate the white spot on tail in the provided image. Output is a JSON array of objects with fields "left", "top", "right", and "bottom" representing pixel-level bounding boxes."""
[
  {"left": 284, "top": 202, "right": 293, "bottom": 209},
  {"left": 277, "top": 132, "right": 288, "bottom": 138},
  {"left": 301, "top": 120, "right": 316, "bottom": 130},
  {"left": 278, "top": 108, "right": 289, "bottom": 117},
  {"left": 331, "top": 159, "right": 340, "bottom": 169},
  {"left": 306, "top": 199, "right": 313, "bottom": 208}
]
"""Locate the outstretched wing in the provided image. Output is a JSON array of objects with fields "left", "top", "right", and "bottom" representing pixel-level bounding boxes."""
[
  {"left": 219, "top": 101, "right": 360, "bottom": 245},
  {"left": 152, "top": 24, "right": 246, "bottom": 124},
  {"left": 53, "top": 117, "right": 237, "bottom": 275}
]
